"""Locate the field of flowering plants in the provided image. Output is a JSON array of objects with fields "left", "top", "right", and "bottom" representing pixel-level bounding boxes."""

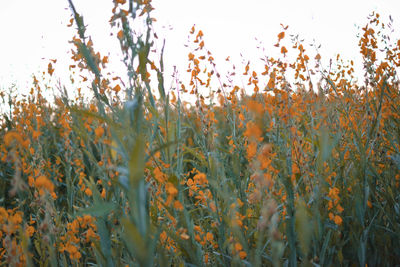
[{"left": 1, "top": 0, "right": 400, "bottom": 266}]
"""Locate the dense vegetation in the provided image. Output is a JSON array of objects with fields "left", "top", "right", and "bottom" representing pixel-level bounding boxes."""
[{"left": 1, "top": 0, "right": 400, "bottom": 266}]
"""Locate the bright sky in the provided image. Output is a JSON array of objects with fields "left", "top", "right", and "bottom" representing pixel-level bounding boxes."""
[{"left": 0, "top": 0, "right": 399, "bottom": 96}]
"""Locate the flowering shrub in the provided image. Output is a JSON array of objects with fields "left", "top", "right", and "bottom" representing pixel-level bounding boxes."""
[{"left": 0, "top": 1, "right": 400, "bottom": 266}]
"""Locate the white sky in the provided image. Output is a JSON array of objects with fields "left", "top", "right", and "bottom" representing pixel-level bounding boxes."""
[{"left": 0, "top": 0, "right": 399, "bottom": 97}]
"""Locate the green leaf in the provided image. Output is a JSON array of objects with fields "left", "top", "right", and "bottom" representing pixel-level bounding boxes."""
[
  {"left": 121, "top": 218, "right": 148, "bottom": 266},
  {"left": 96, "top": 218, "right": 115, "bottom": 267},
  {"left": 182, "top": 146, "right": 207, "bottom": 167},
  {"left": 76, "top": 202, "right": 116, "bottom": 218},
  {"left": 129, "top": 135, "right": 146, "bottom": 186},
  {"left": 295, "top": 198, "right": 312, "bottom": 258},
  {"left": 389, "top": 154, "right": 400, "bottom": 170}
]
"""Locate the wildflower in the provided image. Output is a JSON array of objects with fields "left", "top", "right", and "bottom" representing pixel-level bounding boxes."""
[
  {"left": 32, "top": 130, "right": 41, "bottom": 139},
  {"left": 48, "top": 63, "right": 55, "bottom": 76},
  {"left": 239, "top": 250, "right": 247, "bottom": 259},
  {"left": 165, "top": 183, "right": 178, "bottom": 196},
  {"left": 85, "top": 188, "right": 93, "bottom": 197},
  {"left": 65, "top": 243, "right": 81, "bottom": 260},
  {"left": 160, "top": 231, "right": 167, "bottom": 243},
  {"left": 188, "top": 53, "right": 195, "bottom": 61},
  {"left": 25, "top": 225, "right": 35, "bottom": 237},
  {"left": 4, "top": 131, "right": 24, "bottom": 147},
  {"left": 234, "top": 242, "right": 243, "bottom": 251},
  {"left": 95, "top": 126, "right": 104, "bottom": 138},
  {"left": 85, "top": 228, "right": 98, "bottom": 242},
  {"left": 165, "top": 182, "right": 178, "bottom": 205},
  {"left": 336, "top": 204, "right": 344, "bottom": 213},
  {"left": 10, "top": 212, "right": 23, "bottom": 225},
  {"left": 281, "top": 46, "right": 288, "bottom": 55},
  {"left": 209, "top": 201, "right": 217, "bottom": 212},
  {"left": 113, "top": 84, "right": 121, "bottom": 93},
  {"left": 246, "top": 141, "right": 258, "bottom": 160},
  {"left": 117, "top": 30, "right": 124, "bottom": 39},
  {"left": 154, "top": 166, "right": 167, "bottom": 183},
  {"left": 173, "top": 200, "right": 183, "bottom": 211},
  {"left": 35, "top": 175, "right": 55, "bottom": 196},
  {"left": 248, "top": 100, "right": 263, "bottom": 115},
  {"left": 334, "top": 215, "right": 343, "bottom": 226},
  {"left": 244, "top": 121, "right": 262, "bottom": 140},
  {"left": 206, "top": 232, "right": 214, "bottom": 242},
  {"left": 193, "top": 172, "right": 207, "bottom": 185}
]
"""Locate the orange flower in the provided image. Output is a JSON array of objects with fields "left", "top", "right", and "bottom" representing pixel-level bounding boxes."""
[
  {"left": 281, "top": 46, "right": 288, "bottom": 55},
  {"left": 244, "top": 121, "right": 262, "bottom": 140},
  {"left": 35, "top": 175, "right": 55, "bottom": 196},
  {"left": 188, "top": 53, "right": 195, "bottom": 61},
  {"left": 4, "top": 131, "right": 24, "bottom": 147},
  {"left": 165, "top": 182, "right": 178, "bottom": 205},
  {"left": 336, "top": 204, "right": 344, "bottom": 213},
  {"left": 206, "top": 232, "right": 214, "bottom": 242},
  {"left": 117, "top": 30, "right": 124, "bottom": 39},
  {"left": 85, "top": 188, "right": 93, "bottom": 197},
  {"left": 85, "top": 228, "right": 98, "bottom": 242},
  {"left": 94, "top": 126, "right": 104, "bottom": 138},
  {"left": 48, "top": 63, "right": 55, "bottom": 76},
  {"left": 239, "top": 251, "right": 247, "bottom": 259},
  {"left": 153, "top": 167, "right": 167, "bottom": 183},
  {"left": 334, "top": 215, "right": 343, "bottom": 226},
  {"left": 277, "top": 31, "right": 285, "bottom": 41},
  {"left": 28, "top": 176, "right": 34, "bottom": 187},
  {"left": 248, "top": 100, "right": 263, "bottom": 115},
  {"left": 209, "top": 201, "right": 217, "bottom": 212},
  {"left": 193, "top": 172, "right": 208, "bottom": 185},
  {"left": 234, "top": 242, "right": 243, "bottom": 251},
  {"left": 32, "top": 130, "right": 41, "bottom": 139},
  {"left": 10, "top": 212, "right": 23, "bottom": 225},
  {"left": 165, "top": 182, "right": 178, "bottom": 196},
  {"left": 66, "top": 243, "right": 81, "bottom": 260},
  {"left": 246, "top": 141, "right": 258, "bottom": 160},
  {"left": 113, "top": 84, "right": 121, "bottom": 93},
  {"left": 25, "top": 225, "right": 35, "bottom": 237},
  {"left": 173, "top": 200, "right": 183, "bottom": 211}
]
